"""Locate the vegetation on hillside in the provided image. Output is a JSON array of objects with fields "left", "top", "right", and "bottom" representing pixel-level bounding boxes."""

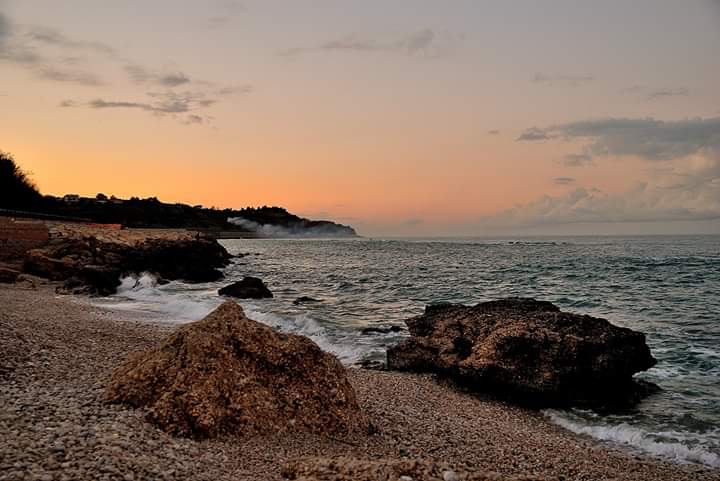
[{"left": 0, "top": 151, "right": 44, "bottom": 210}]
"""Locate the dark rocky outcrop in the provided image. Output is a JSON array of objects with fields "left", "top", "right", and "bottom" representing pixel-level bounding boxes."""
[
  {"left": 23, "top": 235, "right": 230, "bottom": 295},
  {"left": 387, "top": 298, "right": 657, "bottom": 408},
  {"left": 361, "top": 326, "right": 403, "bottom": 335},
  {"left": 281, "top": 457, "right": 543, "bottom": 481},
  {"left": 218, "top": 276, "right": 273, "bottom": 299},
  {"left": 293, "top": 296, "right": 321, "bottom": 305},
  {"left": 105, "top": 301, "right": 368, "bottom": 438},
  {"left": 0, "top": 266, "right": 20, "bottom": 283}
]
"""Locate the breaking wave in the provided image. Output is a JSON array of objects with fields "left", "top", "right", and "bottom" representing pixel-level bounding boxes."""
[{"left": 545, "top": 410, "right": 720, "bottom": 468}]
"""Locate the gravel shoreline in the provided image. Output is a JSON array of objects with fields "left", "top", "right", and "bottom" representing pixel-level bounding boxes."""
[{"left": 1, "top": 284, "right": 718, "bottom": 481}]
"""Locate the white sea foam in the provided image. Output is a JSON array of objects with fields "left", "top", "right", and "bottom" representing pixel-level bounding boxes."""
[
  {"left": 117, "top": 272, "right": 158, "bottom": 293},
  {"left": 98, "top": 276, "right": 368, "bottom": 363},
  {"left": 545, "top": 410, "right": 720, "bottom": 468},
  {"left": 244, "top": 307, "right": 368, "bottom": 363}
]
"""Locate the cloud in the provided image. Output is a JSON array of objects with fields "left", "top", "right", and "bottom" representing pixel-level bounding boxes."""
[
  {"left": 517, "top": 127, "right": 549, "bottom": 141},
  {"left": 124, "top": 65, "right": 191, "bottom": 87},
  {"left": 0, "top": 12, "right": 108, "bottom": 85},
  {"left": 479, "top": 158, "right": 720, "bottom": 227},
  {"left": 159, "top": 72, "right": 190, "bottom": 87},
  {"left": 562, "top": 153, "right": 593, "bottom": 167},
  {"left": 182, "top": 114, "right": 204, "bottom": 125},
  {"left": 86, "top": 91, "right": 208, "bottom": 114},
  {"left": 533, "top": 73, "right": 595, "bottom": 87},
  {"left": 62, "top": 86, "right": 251, "bottom": 124},
  {"left": 485, "top": 122, "right": 720, "bottom": 227},
  {"left": 623, "top": 85, "right": 690, "bottom": 101},
  {"left": 206, "top": 1, "right": 244, "bottom": 27},
  {"left": 401, "top": 218, "right": 424, "bottom": 226},
  {"left": 88, "top": 99, "right": 159, "bottom": 112},
  {"left": 488, "top": 130, "right": 500, "bottom": 135},
  {"left": 397, "top": 29, "right": 435, "bottom": 55},
  {"left": 517, "top": 117, "right": 720, "bottom": 161},
  {"left": 647, "top": 87, "right": 689, "bottom": 100},
  {"left": 553, "top": 177, "right": 575, "bottom": 185},
  {"left": 0, "top": 13, "right": 41, "bottom": 64},
  {"left": 23, "top": 25, "right": 114, "bottom": 55},
  {"left": 282, "top": 29, "right": 459, "bottom": 58},
  {"left": 35, "top": 66, "right": 103, "bottom": 86},
  {"left": 320, "top": 29, "right": 434, "bottom": 54}
]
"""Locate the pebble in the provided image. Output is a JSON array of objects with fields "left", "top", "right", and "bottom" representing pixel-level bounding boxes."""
[{"left": 442, "top": 470, "right": 459, "bottom": 481}]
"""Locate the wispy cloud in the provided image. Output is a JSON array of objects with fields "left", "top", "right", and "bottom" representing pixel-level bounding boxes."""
[
  {"left": 488, "top": 130, "right": 500, "bottom": 135},
  {"left": 35, "top": 66, "right": 103, "bottom": 86},
  {"left": 562, "top": 153, "right": 593, "bottom": 167},
  {"left": 125, "top": 65, "right": 191, "bottom": 87},
  {"left": 281, "top": 29, "right": 460, "bottom": 58},
  {"left": 1, "top": 9, "right": 247, "bottom": 109},
  {"left": 517, "top": 127, "right": 549, "bottom": 141},
  {"left": 0, "top": 12, "right": 108, "bottom": 86},
  {"left": 533, "top": 73, "right": 595, "bottom": 87},
  {"left": 207, "top": 0, "right": 244, "bottom": 27},
  {"left": 61, "top": 86, "right": 252, "bottom": 125},
  {"left": 622, "top": 85, "right": 690, "bottom": 101},
  {"left": 553, "top": 177, "right": 575, "bottom": 185},
  {"left": 23, "top": 25, "right": 114, "bottom": 55}
]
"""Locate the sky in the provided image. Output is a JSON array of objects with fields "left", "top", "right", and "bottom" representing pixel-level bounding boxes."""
[{"left": 1, "top": 0, "right": 719, "bottom": 236}]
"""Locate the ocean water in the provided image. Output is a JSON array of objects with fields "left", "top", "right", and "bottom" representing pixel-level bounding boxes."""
[{"left": 93, "top": 235, "right": 720, "bottom": 469}]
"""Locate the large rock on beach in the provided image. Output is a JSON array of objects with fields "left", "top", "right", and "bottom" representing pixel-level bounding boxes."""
[
  {"left": 387, "top": 298, "right": 657, "bottom": 407},
  {"left": 105, "top": 301, "right": 367, "bottom": 438},
  {"left": 281, "top": 457, "right": 544, "bottom": 481},
  {"left": 218, "top": 276, "right": 273, "bottom": 299}
]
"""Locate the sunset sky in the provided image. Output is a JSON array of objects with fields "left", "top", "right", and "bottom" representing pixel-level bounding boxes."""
[{"left": 1, "top": 0, "right": 719, "bottom": 236}]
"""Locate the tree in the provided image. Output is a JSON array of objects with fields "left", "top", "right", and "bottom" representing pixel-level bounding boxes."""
[
  {"left": 0, "top": 151, "right": 43, "bottom": 210},
  {"left": 96, "top": 193, "right": 108, "bottom": 201}
]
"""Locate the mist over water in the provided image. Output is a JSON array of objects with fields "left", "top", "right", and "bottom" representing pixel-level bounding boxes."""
[{"left": 95, "top": 235, "right": 720, "bottom": 469}]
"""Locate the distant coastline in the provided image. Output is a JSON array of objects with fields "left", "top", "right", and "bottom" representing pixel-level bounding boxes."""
[
  {"left": 20, "top": 196, "right": 358, "bottom": 238},
  {"left": 1, "top": 152, "right": 358, "bottom": 238}
]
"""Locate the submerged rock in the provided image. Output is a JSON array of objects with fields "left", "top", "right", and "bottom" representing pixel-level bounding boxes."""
[
  {"left": 105, "top": 301, "right": 367, "bottom": 438},
  {"left": 281, "top": 456, "right": 543, "bottom": 481},
  {"left": 361, "top": 326, "right": 403, "bottom": 335},
  {"left": 218, "top": 276, "right": 273, "bottom": 299},
  {"left": 293, "top": 296, "right": 321, "bottom": 305},
  {"left": 387, "top": 298, "right": 657, "bottom": 408}
]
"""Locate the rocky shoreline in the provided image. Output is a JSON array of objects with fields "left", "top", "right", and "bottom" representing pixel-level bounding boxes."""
[
  {"left": 1, "top": 222, "right": 231, "bottom": 295},
  {"left": 1, "top": 285, "right": 718, "bottom": 481}
]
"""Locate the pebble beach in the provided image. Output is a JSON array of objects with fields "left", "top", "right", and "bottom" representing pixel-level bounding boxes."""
[{"left": 1, "top": 284, "right": 718, "bottom": 481}]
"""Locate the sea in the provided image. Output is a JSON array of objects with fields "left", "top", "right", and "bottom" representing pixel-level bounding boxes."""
[{"left": 91, "top": 235, "right": 720, "bottom": 469}]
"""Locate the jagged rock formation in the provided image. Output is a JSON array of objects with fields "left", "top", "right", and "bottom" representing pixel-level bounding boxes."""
[
  {"left": 281, "top": 457, "right": 544, "bottom": 481},
  {"left": 387, "top": 298, "right": 657, "bottom": 407},
  {"left": 23, "top": 233, "right": 230, "bottom": 295},
  {"left": 105, "top": 301, "right": 368, "bottom": 438},
  {"left": 218, "top": 276, "right": 273, "bottom": 299}
]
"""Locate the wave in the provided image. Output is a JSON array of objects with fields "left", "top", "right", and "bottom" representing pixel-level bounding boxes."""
[
  {"left": 98, "top": 275, "right": 370, "bottom": 364},
  {"left": 545, "top": 410, "right": 720, "bottom": 468}
]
